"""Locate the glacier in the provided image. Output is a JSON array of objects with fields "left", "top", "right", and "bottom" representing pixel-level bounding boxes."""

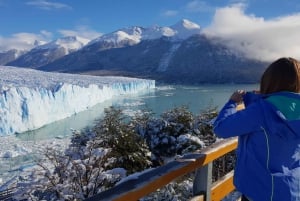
[{"left": 0, "top": 66, "right": 155, "bottom": 136}]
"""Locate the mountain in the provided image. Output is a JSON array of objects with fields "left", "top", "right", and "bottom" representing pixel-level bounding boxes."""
[
  {"left": 83, "top": 19, "right": 201, "bottom": 51},
  {"left": 0, "top": 49, "right": 26, "bottom": 65},
  {"left": 40, "top": 33, "right": 266, "bottom": 84},
  {"left": 7, "top": 36, "right": 90, "bottom": 68},
  {"left": 170, "top": 19, "right": 201, "bottom": 39},
  {"left": 163, "top": 35, "right": 266, "bottom": 83},
  {"left": 6, "top": 19, "right": 267, "bottom": 84},
  {"left": 38, "top": 19, "right": 202, "bottom": 73}
]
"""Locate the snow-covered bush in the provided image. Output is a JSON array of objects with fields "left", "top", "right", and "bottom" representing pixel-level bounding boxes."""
[
  {"left": 15, "top": 133, "right": 130, "bottom": 200},
  {"left": 137, "top": 106, "right": 217, "bottom": 164},
  {"left": 194, "top": 107, "right": 218, "bottom": 146},
  {"left": 141, "top": 175, "right": 194, "bottom": 201},
  {"left": 13, "top": 138, "right": 126, "bottom": 200},
  {"left": 135, "top": 106, "right": 221, "bottom": 200},
  {"left": 92, "top": 106, "right": 152, "bottom": 174},
  {"left": 13, "top": 106, "right": 151, "bottom": 200}
]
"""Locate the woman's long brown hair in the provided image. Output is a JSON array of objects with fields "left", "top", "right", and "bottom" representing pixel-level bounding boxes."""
[{"left": 260, "top": 57, "right": 300, "bottom": 94}]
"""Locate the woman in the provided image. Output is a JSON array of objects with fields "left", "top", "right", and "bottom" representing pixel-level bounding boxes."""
[{"left": 213, "top": 57, "right": 300, "bottom": 201}]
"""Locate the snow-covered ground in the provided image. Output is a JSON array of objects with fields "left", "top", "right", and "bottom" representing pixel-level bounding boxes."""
[
  {"left": 0, "top": 135, "right": 71, "bottom": 189},
  {"left": 0, "top": 66, "right": 155, "bottom": 136}
]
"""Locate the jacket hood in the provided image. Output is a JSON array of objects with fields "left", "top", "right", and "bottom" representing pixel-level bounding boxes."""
[
  {"left": 244, "top": 91, "right": 300, "bottom": 136},
  {"left": 265, "top": 92, "right": 300, "bottom": 135}
]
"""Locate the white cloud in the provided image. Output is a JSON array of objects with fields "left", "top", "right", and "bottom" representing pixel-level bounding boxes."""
[
  {"left": 58, "top": 26, "right": 102, "bottom": 40},
  {"left": 185, "top": 0, "right": 213, "bottom": 13},
  {"left": 40, "top": 30, "right": 53, "bottom": 38},
  {"left": 0, "top": 26, "right": 101, "bottom": 52},
  {"left": 202, "top": 4, "right": 300, "bottom": 62},
  {"left": 162, "top": 10, "right": 178, "bottom": 17},
  {"left": 26, "top": 0, "right": 72, "bottom": 10},
  {"left": 229, "top": 0, "right": 248, "bottom": 3},
  {"left": 0, "top": 31, "right": 51, "bottom": 52}
]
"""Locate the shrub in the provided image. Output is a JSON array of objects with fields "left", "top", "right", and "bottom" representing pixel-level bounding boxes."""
[
  {"left": 92, "top": 106, "right": 152, "bottom": 174},
  {"left": 14, "top": 106, "right": 152, "bottom": 200},
  {"left": 137, "top": 106, "right": 215, "bottom": 165},
  {"left": 12, "top": 105, "right": 233, "bottom": 201},
  {"left": 14, "top": 143, "right": 125, "bottom": 200}
]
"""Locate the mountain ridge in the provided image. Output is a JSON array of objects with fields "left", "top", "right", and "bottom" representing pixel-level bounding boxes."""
[{"left": 3, "top": 19, "right": 267, "bottom": 84}]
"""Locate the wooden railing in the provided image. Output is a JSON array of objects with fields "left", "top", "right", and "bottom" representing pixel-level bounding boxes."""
[
  {"left": 85, "top": 137, "right": 238, "bottom": 201},
  {"left": 0, "top": 187, "right": 17, "bottom": 200}
]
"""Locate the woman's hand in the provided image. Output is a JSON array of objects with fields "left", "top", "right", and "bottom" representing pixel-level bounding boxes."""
[{"left": 230, "top": 90, "right": 246, "bottom": 104}]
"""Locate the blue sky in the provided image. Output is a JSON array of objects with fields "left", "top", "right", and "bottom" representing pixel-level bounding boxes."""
[
  {"left": 1, "top": 0, "right": 300, "bottom": 61},
  {"left": 1, "top": 0, "right": 300, "bottom": 38}
]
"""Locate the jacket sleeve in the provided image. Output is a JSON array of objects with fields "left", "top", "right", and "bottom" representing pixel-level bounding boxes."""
[{"left": 213, "top": 99, "right": 263, "bottom": 138}]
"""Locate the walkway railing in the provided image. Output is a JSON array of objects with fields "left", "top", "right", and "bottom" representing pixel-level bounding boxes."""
[
  {"left": 0, "top": 187, "right": 17, "bottom": 200},
  {"left": 85, "top": 137, "right": 238, "bottom": 201}
]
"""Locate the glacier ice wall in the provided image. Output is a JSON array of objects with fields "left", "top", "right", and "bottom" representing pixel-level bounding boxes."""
[{"left": 0, "top": 66, "right": 155, "bottom": 136}]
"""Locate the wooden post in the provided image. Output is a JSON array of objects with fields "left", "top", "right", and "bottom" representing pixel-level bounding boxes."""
[{"left": 193, "top": 163, "right": 213, "bottom": 201}]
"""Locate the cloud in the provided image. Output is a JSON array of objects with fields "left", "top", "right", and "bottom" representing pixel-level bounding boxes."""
[
  {"left": 162, "top": 10, "right": 178, "bottom": 17},
  {"left": 58, "top": 26, "right": 102, "bottom": 40},
  {"left": 0, "top": 26, "right": 101, "bottom": 52},
  {"left": 0, "top": 31, "right": 52, "bottom": 52},
  {"left": 202, "top": 4, "right": 300, "bottom": 62},
  {"left": 162, "top": 1, "right": 213, "bottom": 18},
  {"left": 229, "top": 0, "right": 248, "bottom": 3},
  {"left": 26, "top": 0, "right": 72, "bottom": 10},
  {"left": 185, "top": 0, "right": 213, "bottom": 13}
]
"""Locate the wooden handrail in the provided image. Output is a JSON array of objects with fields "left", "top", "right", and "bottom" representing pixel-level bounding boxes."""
[
  {"left": 85, "top": 137, "right": 238, "bottom": 201},
  {"left": 0, "top": 187, "right": 17, "bottom": 200}
]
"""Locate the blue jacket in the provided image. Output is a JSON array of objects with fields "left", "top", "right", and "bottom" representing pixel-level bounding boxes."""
[{"left": 213, "top": 91, "right": 300, "bottom": 201}]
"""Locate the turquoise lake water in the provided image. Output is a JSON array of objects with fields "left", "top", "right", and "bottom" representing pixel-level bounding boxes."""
[{"left": 17, "top": 84, "right": 258, "bottom": 141}]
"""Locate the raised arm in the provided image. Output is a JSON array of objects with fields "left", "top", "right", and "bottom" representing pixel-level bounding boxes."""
[{"left": 213, "top": 91, "right": 263, "bottom": 138}]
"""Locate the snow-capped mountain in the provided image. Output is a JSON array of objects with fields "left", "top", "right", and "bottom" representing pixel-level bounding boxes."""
[
  {"left": 6, "top": 36, "right": 90, "bottom": 68},
  {"left": 90, "top": 26, "right": 143, "bottom": 45},
  {"left": 0, "top": 49, "right": 27, "bottom": 65},
  {"left": 40, "top": 33, "right": 266, "bottom": 83},
  {"left": 6, "top": 19, "right": 267, "bottom": 84},
  {"left": 35, "top": 36, "right": 89, "bottom": 53},
  {"left": 87, "top": 19, "right": 200, "bottom": 47},
  {"left": 170, "top": 19, "right": 201, "bottom": 39}
]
